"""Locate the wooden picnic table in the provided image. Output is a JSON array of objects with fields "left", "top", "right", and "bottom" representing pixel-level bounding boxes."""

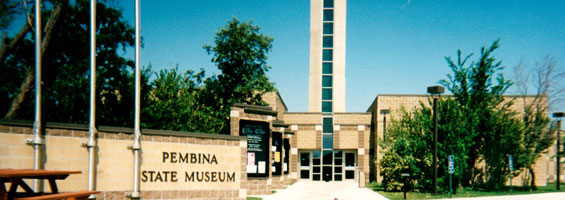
[{"left": 0, "top": 169, "right": 83, "bottom": 200}]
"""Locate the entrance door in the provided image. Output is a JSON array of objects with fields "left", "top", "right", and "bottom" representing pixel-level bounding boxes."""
[
  {"left": 299, "top": 152, "right": 310, "bottom": 179},
  {"left": 344, "top": 152, "right": 357, "bottom": 180},
  {"left": 322, "top": 150, "right": 333, "bottom": 181}
]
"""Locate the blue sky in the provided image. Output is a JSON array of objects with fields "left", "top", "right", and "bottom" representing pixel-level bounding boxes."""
[{"left": 8, "top": 0, "right": 565, "bottom": 113}]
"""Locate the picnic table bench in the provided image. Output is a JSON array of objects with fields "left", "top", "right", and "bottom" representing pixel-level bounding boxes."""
[{"left": 0, "top": 169, "right": 98, "bottom": 200}]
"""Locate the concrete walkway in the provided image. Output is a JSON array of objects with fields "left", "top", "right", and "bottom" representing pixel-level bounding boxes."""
[
  {"left": 447, "top": 192, "right": 565, "bottom": 200},
  {"left": 254, "top": 181, "right": 388, "bottom": 200},
  {"left": 252, "top": 181, "right": 565, "bottom": 200}
]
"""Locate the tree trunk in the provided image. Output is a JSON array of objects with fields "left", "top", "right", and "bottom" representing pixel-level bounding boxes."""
[
  {"left": 528, "top": 166, "right": 537, "bottom": 190},
  {"left": 3, "top": 0, "right": 67, "bottom": 119}
]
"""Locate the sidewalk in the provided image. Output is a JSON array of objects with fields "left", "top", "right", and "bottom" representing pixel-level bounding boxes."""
[
  {"left": 447, "top": 192, "right": 565, "bottom": 200},
  {"left": 253, "top": 181, "right": 388, "bottom": 200}
]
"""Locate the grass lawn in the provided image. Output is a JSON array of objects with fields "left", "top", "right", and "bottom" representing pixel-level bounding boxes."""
[{"left": 367, "top": 182, "right": 565, "bottom": 200}]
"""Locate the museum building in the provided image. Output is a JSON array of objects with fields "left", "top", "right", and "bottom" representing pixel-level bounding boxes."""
[
  {"left": 0, "top": 0, "right": 558, "bottom": 199},
  {"left": 231, "top": 0, "right": 554, "bottom": 193}
]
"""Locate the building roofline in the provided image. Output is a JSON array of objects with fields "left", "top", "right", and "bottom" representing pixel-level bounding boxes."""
[
  {"left": 274, "top": 90, "right": 289, "bottom": 111},
  {"left": 366, "top": 94, "right": 547, "bottom": 112}
]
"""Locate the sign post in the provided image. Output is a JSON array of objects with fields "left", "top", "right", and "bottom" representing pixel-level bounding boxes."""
[
  {"left": 509, "top": 155, "right": 513, "bottom": 193},
  {"left": 448, "top": 155, "right": 454, "bottom": 198},
  {"left": 401, "top": 173, "right": 410, "bottom": 200}
]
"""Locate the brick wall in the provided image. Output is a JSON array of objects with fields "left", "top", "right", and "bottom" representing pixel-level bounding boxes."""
[
  {"left": 283, "top": 112, "right": 372, "bottom": 186},
  {"left": 0, "top": 123, "right": 247, "bottom": 200},
  {"left": 368, "top": 94, "right": 551, "bottom": 186},
  {"left": 229, "top": 104, "right": 297, "bottom": 196}
]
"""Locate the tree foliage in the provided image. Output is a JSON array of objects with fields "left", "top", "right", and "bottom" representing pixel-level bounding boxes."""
[
  {"left": 0, "top": 0, "right": 144, "bottom": 127},
  {"left": 1, "top": 3, "right": 274, "bottom": 134},
  {"left": 143, "top": 18, "right": 275, "bottom": 134},
  {"left": 512, "top": 56, "right": 561, "bottom": 189},
  {"left": 381, "top": 41, "right": 552, "bottom": 192}
]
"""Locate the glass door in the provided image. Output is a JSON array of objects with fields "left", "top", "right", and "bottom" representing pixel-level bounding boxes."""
[
  {"left": 344, "top": 151, "right": 357, "bottom": 180},
  {"left": 322, "top": 150, "right": 333, "bottom": 181},
  {"left": 299, "top": 152, "right": 310, "bottom": 179},
  {"left": 334, "top": 150, "right": 343, "bottom": 181},
  {"left": 312, "top": 151, "right": 321, "bottom": 181}
]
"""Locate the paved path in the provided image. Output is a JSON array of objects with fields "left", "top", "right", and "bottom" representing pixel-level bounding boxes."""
[
  {"left": 254, "top": 181, "right": 388, "bottom": 200},
  {"left": 447, "top": 192, "right": 565, "bottom": 200},
  {"left": 253, "top": 181, "right": 565, "bottom": 200}
]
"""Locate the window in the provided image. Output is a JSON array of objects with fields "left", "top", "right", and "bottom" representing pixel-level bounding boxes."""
[
  {"left": 322, "top": 101, "right": 332, "bottom": 112},
  {"left": 334, "top": 150, "right": 342, "bottom": 158},
  {"left": 323, "top": 117, "right": 333, "bottom": 133},
  {"left": 313, "top": 174, "right": 321, "bottom": 181},
  {"left": 313, "top": 166, "right": 321, "bottom": 173},
  {"left": 334, "top": 174, "right": 342, "bottom": 181},
  {"left": 323, "top": 23, "right": 333, "bottom": 34},
  {"left": 300, "top": 170, "right": 310, "bottom": 179},
  {"left": 345, "top": 153, "right": 355, "bottom": 167},
  {"left": 300, "top": 153, "right": 310, "bottom": 166},
  {"left": 313, "top": 151, "right": 321, "bottom": 158},
  {"left": 323, "top": 135, "right": 333, "bottom": 149},
  {"left": 323, "top": 49, "right": 333, "bottom": 61},
  {"left": 345, "top": 170, "right": 355, "bottom": 179},
  {"left": 313, "top": 151, "right": 321, "bottom": 165},
  {"left": 322, "top": 63, "right": 333, "bottom": 74},
  {"left": 323, "top": 36, "right": 333, "bottom": 48},
  {"left": 322, "top": 76, "right": 332, "bottom": 87},
  {"left": 323, "top": 10, "right": 333, "bottom": 21},
  {"left": 313, "top": 158, "right": 321, "bottom": 165},
  {"left": 324, "top": 0, "right": 334, "bottom": 8},
  {"left": 322, "top": 89, "right": 332, "bottom": 100},
  {"left": 335, "top": 166, "right": 342, "bottom": 172},
  {"left": 323, "top": 150, "right": 333, "bottom": 165}
]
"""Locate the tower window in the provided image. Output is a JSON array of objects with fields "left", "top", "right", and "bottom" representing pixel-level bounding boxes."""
[
  {"left": 322, "top": 101, "right": 332, "bottom": 113},
  {"left": 322, "top": 89, "right": 332, "bottom": 100},
  {"left": 323, "top": 135, "right": 333, "bottom": 149},
  {"left": 324, "top": 0, "right": 334, "bottom": 8},
  {"left": 322, "top": 63, "right": 333, "bottom": 74},
  {"left": 323, "top": 23, "right": 333, "bottom": 34},
  {"left": 322, "top": 76, "right": 332, "bottom": 87},
  {"left": 323, "top": 36, "right": 333, "bottom": 48},
  {"left": 323, "top": 49, "right": 333, "bottom": 61},
  {"left": 323, "top": 10, "right": 333, "bottom": 21}
]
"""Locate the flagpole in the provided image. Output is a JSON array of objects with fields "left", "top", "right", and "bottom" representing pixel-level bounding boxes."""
[
  {"left": 131, "top": 0, "right": 142, "bottom": 198},
  {"left": 32, "top": 0, "right": 45, "bottom": 192},
  {"left": 86, "top": 0, "right": 98, "bottom": 198}
]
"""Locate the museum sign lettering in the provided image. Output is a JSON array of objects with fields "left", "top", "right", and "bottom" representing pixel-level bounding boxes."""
[{"left": 141, "top": 152, "right": 236, "bottom": 183}]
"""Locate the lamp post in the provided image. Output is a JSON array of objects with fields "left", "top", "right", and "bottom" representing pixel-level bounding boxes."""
[
  {"left": 427, "top": 85, "right": 445, "bottom": 194},
  {"left": 381, "top": 109, "right": 390, "bottom": 141},
  {"left": 555, "top": 112, "right": 564, "bottom": 190}
]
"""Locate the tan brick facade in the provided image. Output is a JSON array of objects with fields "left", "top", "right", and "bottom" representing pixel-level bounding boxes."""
[
  {"left": 282, "top": 112, "right": 372, "bottom": 186},
  {"left": 0, "top": 123, "right": 247, "bottom": 200},
  {"left": 229, "top": 103, "right": 296, "bottom": 196},
  {"left": 367, "top": 94, "right": 552, "bottom": 186}
]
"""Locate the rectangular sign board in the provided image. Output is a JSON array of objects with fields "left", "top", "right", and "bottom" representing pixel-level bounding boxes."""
[
  {"left": 509, "top": 155, "right": 513, "bottom": 171},
  {"left": 240, "top": 120, "right": 270, "bottom": 177},
  {"left": 448, "top": 155, "right": 454, "bottom": 174}
]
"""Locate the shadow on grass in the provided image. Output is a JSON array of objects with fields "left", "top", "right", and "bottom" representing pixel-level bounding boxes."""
[{"left": 366, "top": 182, "right": 565, "bottom": 200}]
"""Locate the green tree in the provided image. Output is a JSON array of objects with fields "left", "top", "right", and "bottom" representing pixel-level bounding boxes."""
[
  {"left": 382, "top": 41, "right": 536, "bottom": 192},
  {"left": 142, "top": 18, "right": 275, "bottom": 134},
  {"left": 440, "top": 40, "right": 523, "bottom": 190},
  {"left": 200, "top": 17, "right": 275, "bottom": 134},
  {"left": 512, "top": 56, "right": 560, "bottom": 190},
  {"left": 142, "top": 67, "right": 223, "bottom": 133},
  {"left": 0, "top": 0, "right": 142, "bottom": 127},
  {"left": 380, "top": 98, "right": 471, "bottom": 192}
]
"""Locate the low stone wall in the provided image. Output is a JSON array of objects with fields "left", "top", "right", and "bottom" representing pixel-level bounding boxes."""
[{"left": 0, "top": 122, "right": 247, "bottom": 200}]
